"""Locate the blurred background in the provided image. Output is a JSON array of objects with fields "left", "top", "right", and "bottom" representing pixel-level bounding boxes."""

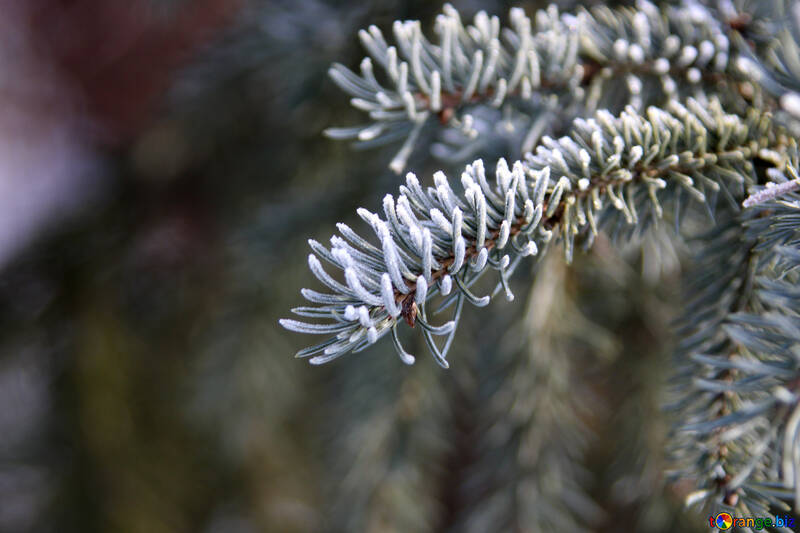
[{"left": 0, "top": 0, "right": 710, "bottom": 532}]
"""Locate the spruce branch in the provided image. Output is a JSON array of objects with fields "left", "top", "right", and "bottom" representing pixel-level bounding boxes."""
[
  {"left": 667, "top": 214, "right": 763, "bottom": 511},
  {"left": 326, "top": 2, "right": 739, "bottom": 172},
  {"left": 281, "top": 98, "right": 785, "bottom": 367},
  {"left": 272, "top": 0, "right": 800, "bottom": 526},
  {"left": 743, "top": 163, "right": 800, "bottom": 207},
  {"left": 731, "top": 1, "right": 800, "bottom": 130},
  {"left": 270, "top": 0, "right": 800, "bottom": 525},
  {"left": 669, "top": 146, "right": 800, "bottom": 516}
]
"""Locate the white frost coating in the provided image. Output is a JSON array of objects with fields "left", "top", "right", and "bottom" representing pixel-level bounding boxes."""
[
  {"left": 504, "top": 189, "right": 516, "bottom": 224},
  {"left": 367, "top": 327, "right": 378, "bottom": 344},
  {"left": 358, "top": 123, "right": 384, "bottom": 141},
  {"left": 664, "top": 35, "right": 680, "bottom": 56},
  {"left": 437, "top": 184, "right": 457, "bottom": 214},
  {"left": 632, "top": 12, "right": 650, "bottom": 47},
  {"left": 627, "top": 75, "right": 642, "bottom": 95},
  {"left": 377, "top": 221, "right": 410, "bottom": 293},
  {"left": 662, "top": 76, "right": 677, "bottom": 94},
  {"left": 474, "top": 189, "right": 487, "bottom": 248},
  {"left": 395, "top": 196, "right": 416, "bottom": 229},
  {"left": 422, "top": 228, "right": 433, "bottom": 281},
  {"left": 345, "top": 268, "right": 383, "bottom": 306},
  {"left": 408, "top": 224, "right": 423, "bottom": 251},
  {"left": 451, "top": 236, "right": 466, "bottom": 273},
  {"left": 430, "top": 208, "right": 453, "bottom": 234},
  {"left": 613, "top": 38, "right": 629, "bottom": 60},
  {"left": 735, "top": 56, "right": 762, "bottom": 81},
  {"left": 357, "top": 305, "right": 372, "bottom": 328},
  {"left": 402, "top": 91, "right": 417, "bottom": 120},
  {"left": 522, "top": 241, "right": 538, "bottom": 256},
  {"left": 698, "top": 40, "right": 715, "bottom": 65},
  {"left": 462, "top": 49, "right": 483, "bottom": 102},
  {"left": 743, "top": 180, "right": 800, "bottom": 208},
  {"left": 433, "top": 169, "right": 449, "bottom": 188},
  {"left": 715, "top": 33, "right": 729, "bottom": 53},
  {"left": 405, "top": 171, "right": 420, "bottom": 190},
  {"left": 629, "top": 44, "right": 645, "bottom": 64},
  {"left": 331, "top": 247, "right": 354, "bottom": 269},
  {"left": 471, "top": 247, "right": 488, "bottom": 271},
  {"left": 415, "top": 275, "right": 428, "bottom": 304},
  {"left": 381, "top": 273, "right": 401, "bottom": 317},
  {"left": 523, "top": 199, "right": 534, "bottom": 222},
  {"left": 497, "top": 220, "right": 510, "bottom": 249},
  {"left": 451, "top": 206, "right": 463, "bottom": 242},
  {"left": 496, "top": 157, "right": 512, "bottom": 190},
  {"left": 630, "top": 145, "right": 643, "bottom": 165},
  {"left": 579, "top": 148, "right": 591, "bottom": 168},
  {"left": 430, "top": 70, "right": 442, "bottom": 111},
  {"left": 386, "top": 46, "right": 399, "bottom": 80},
  {"left": 440, "top": 274, "right": 453, "bottom": 295},
  {"left": 781, "top": 92, "right": 800, "bottom": 118}
]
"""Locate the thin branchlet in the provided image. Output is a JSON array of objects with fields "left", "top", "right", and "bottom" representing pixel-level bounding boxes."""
[{"left": 742, "top": 164, "right": 800, "bottom": 207}]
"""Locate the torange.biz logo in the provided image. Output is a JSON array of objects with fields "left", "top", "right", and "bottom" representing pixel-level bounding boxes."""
[
  {"left": 709, "top": 512, "right": 795, "bottom": 530},
  {"left": 712, "top": 513, "right": 733, "bottom": 530}
]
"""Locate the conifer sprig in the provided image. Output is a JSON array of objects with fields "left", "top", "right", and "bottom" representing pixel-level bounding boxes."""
[
  {"left": 669, "top": 147, "right": 800, "bottom": 513},
  {"left": 326, "top": 2, "right": 737, "bottom": 172},
  {"left": 281, "top": 98, "right": 783, "bottom": 367},
  {"left": 277, "top": 0, "right": 800, "bottom": 525},
  {"left": 724, "top": 2, "right": 800, "bottom": 129}
]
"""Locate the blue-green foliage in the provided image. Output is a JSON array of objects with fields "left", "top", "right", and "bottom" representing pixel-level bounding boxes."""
[{"left": 282, "top": 0, "right": 800, "bottom": 525}]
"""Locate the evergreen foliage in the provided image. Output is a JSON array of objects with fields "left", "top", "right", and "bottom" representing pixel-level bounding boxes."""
[{"left": 282, "top": 0, "right": 800, "bottom": 527}]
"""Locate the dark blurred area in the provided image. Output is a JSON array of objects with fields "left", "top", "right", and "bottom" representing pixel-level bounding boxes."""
[{"left": 0, "top": 1, "right": 705, "bottom": 532}]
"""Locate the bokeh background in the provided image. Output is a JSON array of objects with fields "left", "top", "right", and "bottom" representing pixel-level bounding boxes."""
[{"left": 0, "top": 1, "right": 711, "bottom": 532}]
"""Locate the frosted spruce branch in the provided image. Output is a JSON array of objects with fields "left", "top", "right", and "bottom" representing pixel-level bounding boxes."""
[
  {"left": 326, "top": 2, "right": 737, "bottom": 172},
  {"left": 281, "top": 98, "right": 784, "bottom": 367},
  {"left": 742, "top": 164, "right": 800, "bottom": 207}
]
